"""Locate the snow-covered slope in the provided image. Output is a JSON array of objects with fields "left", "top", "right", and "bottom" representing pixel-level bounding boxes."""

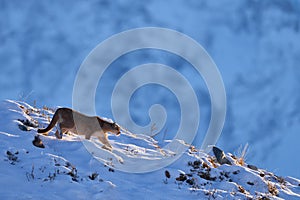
[
  {"left": 1, "top": 100, "right": 299, "bottom": 199},
  {"left": 1, "top": 0, "right": 300, "bottom": 178}
]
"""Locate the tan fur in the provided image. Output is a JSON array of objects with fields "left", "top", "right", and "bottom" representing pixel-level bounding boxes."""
[{"left": 38, "top": 108, "right": 121, "bottom": 150}]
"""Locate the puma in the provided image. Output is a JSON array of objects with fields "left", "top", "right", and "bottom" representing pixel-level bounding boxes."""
[{"left": 37, "top": 108, "right": 121, "bottom": 150}]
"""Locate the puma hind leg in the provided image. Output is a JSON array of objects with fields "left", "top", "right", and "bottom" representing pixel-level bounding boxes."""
[
  {"left": 55, "top": 124, "right": 69, "bottom": 139},
  {"left": 41, "top": 132, "right": 49, "bottom": 136}
]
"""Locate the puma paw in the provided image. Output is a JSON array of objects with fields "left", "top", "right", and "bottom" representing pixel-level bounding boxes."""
[{"left": 102, "top": 145, "right": 112, "bottom": 151}]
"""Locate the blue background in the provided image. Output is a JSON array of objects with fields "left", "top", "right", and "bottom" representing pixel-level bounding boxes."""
[{"left": 1, "top": 0, "right": 300, "bottom": 177}]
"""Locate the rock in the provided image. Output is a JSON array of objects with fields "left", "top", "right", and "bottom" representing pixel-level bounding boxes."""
[
  {"left": 247, "top": 164, "right": 258, "bottom": 171},
  {"left": 32, "top": 135, "right": 45, "bottom": 148},
  {"left": 165, "top": 170, "right": 171, "bottom": 179},
  {"left": 186, "top": 178, "right": 195, "bottom": 185},
  {"left": 17, "top": 119, "right": 38, "bottom": 131},
  {"left": 247, "top": 181, "right": 254, "bottom": 185},
  {"left": 212, "top": 146, "right": 232, "bottom": 165},
  {"left": 176, "top": 173, "right": 187, "bottom": 182}
]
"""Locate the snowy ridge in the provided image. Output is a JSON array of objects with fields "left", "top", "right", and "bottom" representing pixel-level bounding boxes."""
[
  {"left": 0, "top": 100, "right": 299, "bottom": 199},
  {"left": 1, "top": 0, "right": 300, "bottom": 177}
]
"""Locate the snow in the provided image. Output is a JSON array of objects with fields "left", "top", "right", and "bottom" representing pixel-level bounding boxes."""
[
  {"left": 0, "top": 100, "right": 299, "bottom": 199},
  {"left": 0, "top": 0, "right": 300, "bottom": 183}
]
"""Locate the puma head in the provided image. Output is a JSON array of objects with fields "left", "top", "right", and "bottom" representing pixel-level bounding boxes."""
[{"left": 110, "top": 122, "right": 121, "bottom": 136}]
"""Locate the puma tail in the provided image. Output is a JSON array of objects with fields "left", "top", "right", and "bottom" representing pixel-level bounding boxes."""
[{"left": 38, "top": 109, "right": 60, "bottom": 134}]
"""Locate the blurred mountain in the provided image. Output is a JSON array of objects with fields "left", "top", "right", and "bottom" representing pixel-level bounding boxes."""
[{"left": 0, "top": 0, "right": 299, "bottom": 177}]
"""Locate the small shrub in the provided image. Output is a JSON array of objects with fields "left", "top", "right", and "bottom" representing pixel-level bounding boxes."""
[
  {"left": 6, "top": 150, "right": 18, "bottom": 164},
  {"left": 88, "top": 172, "right": 99, "bottom": 180},
  {"left": 267, "top": 182, "right": 279, "bottom": 196}
]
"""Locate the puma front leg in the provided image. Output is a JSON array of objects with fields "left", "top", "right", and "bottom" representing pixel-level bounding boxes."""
[{"left": 97, "top": 134, "right": 112, "bottom": 151}]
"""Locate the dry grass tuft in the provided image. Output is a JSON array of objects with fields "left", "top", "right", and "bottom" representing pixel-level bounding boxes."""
[
  {"left": 267, "top": 182, "right": 279, "bottom": 196},
  {"left": 236, "top": 143, "right": 249, "bottom": 166}
]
